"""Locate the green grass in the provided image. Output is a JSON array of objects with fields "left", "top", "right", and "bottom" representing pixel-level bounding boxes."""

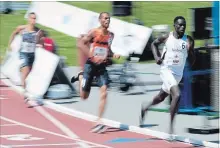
[{"left": 0, "top": 2, "right": 212, "bottom": 66}]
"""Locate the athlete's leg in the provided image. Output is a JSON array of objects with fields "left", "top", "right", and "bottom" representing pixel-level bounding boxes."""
[
  {"left": 19, "top": 52, "right": 34, "bottom": 88},
  {"left": 160, "top": 69, "right": 181, "bottom": 135},
  {"left": 91, "top": 67, "right": 109, "bottom": 133},
  {"left": 79, "top": 61, "right": 93, "bottom": 99},
  {"left": 71, "top": 36, "right": 88, "bottom": 83},
  {"left": 169, "top": 85, "right": 181, "bottom": 134},
  {"left": 20, "top": 66, "right": 31, "bottom": 88},
  {"left": 98, "top": 84, "right": 107, "bottom": 121},
  {"left": 140, "top": 89, "right": 168, "bottom": 125}
]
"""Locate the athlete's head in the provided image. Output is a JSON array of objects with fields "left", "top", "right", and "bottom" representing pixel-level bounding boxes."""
[
  {"left": 173, "top": 16, "right": 186, "bottom": 36},
  {"left": 99, "top": 12, "right": 110, "bottom": 29},
  {"left": 28, "top": 12, "right": 36, "bottom": 26}
]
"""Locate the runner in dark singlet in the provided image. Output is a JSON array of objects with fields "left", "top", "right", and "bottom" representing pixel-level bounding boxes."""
[{"left": 71, "top": 12, "right": 120, "bottom": 133}]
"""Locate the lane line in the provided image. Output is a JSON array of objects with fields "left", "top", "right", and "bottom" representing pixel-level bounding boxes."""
[
  {"left": 2, "top": 75, "right": 214, "bottom": 147},
  {"left": 1, "top": 78, "right": 92, "bottom": 148},
  {"left": 28, "top": 101, "right": 79, "bottom": 139},
  {"left": 0, "top": 116, "right": 111, "bottom": 148},
  {"left": 0, "top": 145, "right": 10, "bottom": 148},
  {"left": 3, "top": 143, "right": 78, "bottom": 147},
  {"left": 0, "top": 97, "right": 8, "bottom": 100},
  {"left": 27, "top": 101, "right": 91, "bottom": 148},
  {"left": 0, "top": 123, "right": 18, "bottom": 127}
]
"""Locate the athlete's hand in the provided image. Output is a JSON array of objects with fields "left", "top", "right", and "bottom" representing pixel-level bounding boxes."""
[{"left": 155, "top": 57, "right": 163, "bottom": 65}]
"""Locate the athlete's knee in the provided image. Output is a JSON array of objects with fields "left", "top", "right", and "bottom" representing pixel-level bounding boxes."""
[
  {"left": 152, "top": 94, "right": 165, "bottom": 104},
  {"left": 170, "top": 86, "right": 181, "bottom": 99},
  {"left": 174, "top": 92, "right": 181, "bottom": 99},
  {"left": 155, "top": 90, "right": 168, "bottom": 102},
  {"left": 158, "top": 95, "right": 166, "bottom": 102},
  {"left": 171, "top": 91, "right": 181, "bottom": 101}
]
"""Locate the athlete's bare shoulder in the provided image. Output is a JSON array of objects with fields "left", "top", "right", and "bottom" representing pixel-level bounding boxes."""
[
  {"left": 88, "top": 28, "right": 98, "bottom": 36},
  {"left": 34, "top": 26, "right": 41, "bottom": 32},
  {"left": 159, "top": 33, "right": 169, "bottom": 42},
  {"left": 79, "top": 28, "right": 96, "bottom": 44},
  {"left": 186, "top": 35, "right": 194, "bottom": 43},
  {"left": 186, "top": 35, "right": 194, "bottom": 51},
  {"left": 15, "top": 25, "right": 27, "bottom": 33},
  {"left": 109, "top": 31, "right": 114, "bottom": 37},
  {"left": 152, "top": 33, "right": 169, "bottom": 45}
]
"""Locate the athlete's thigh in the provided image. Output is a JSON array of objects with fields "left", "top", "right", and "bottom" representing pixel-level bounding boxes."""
[
  {"left": 19, "top": 52, "right": 35, "bottom": 69},
  {"left": 160, "top": 69, "right": 179, "bottom": 94},
  {"left": 97, "top": 68, "right": 109, "bottom": 88}
]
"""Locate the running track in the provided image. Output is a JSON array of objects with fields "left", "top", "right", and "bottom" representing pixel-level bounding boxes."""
[{"left": 0, "top": 80, "right": 204, "bottom": 148}]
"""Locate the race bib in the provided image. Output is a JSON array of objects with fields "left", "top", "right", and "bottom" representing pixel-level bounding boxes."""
[
  {"left": 21, "top": 42, "right": 35, "bottom": 52},
  {"left": 172, "top": 53, "right": 183, "bottom": 66},
  {"left": 93, "top": 46, "right": 108, "bottom": 58}
]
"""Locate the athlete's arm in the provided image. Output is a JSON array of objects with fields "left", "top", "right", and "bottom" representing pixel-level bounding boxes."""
[
  {"left": 77, "top": 30, "right": 94, "bottom": 57},
  {"left": 8, "top": 25, "right": 26, "bottom": 51},
  {"left": 35, "top": 29, "right": 43, "bottom": 45},
  {"left": 151, "top": 33, "right": 169, "bottom": 65},
  {"left": 108, "top": 33, "right": 120, "bottom": 59},
  {"left": 187, "top": 35, "right": 196, "bottom": 66}
]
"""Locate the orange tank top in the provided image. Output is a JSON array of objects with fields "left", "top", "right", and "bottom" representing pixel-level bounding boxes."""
[{"left": 89, "top": 30, "right": 113, "bottom": 64}]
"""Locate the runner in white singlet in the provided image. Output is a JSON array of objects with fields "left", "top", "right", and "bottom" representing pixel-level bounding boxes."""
[
  {"left": 139, "top": 16, "right": 196, "bottom": 137},
  {"left": 160, "top": 31, "right": 189, "bottom": 93}
]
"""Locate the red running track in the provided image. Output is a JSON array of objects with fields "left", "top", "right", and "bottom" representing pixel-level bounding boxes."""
[{"left": 0, "top": 80, "right": 203, "bottom": 148}]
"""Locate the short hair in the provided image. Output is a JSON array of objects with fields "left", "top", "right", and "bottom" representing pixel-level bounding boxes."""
[
  {"left": 99, "top": 12, "right": 110, "bottom": 19},
  {"left": 28, "top": 12, "right": 36, "bottom": 17},
  {"left": 174, "top": 16, "right": 185, "bottom": 24}
]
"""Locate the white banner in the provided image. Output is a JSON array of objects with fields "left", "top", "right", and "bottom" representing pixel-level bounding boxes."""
[
  {"left": 1, "top": 35, "right": 23, "bottom": 85},
  {"left": 1, "top": 35, "right": 60, "bottom": 99},
  {"left": 25, "top": 47, "right": 60, "bottom": 99},
  {"left": 25, "top": 2, "right": 153, "bottom": 56}
]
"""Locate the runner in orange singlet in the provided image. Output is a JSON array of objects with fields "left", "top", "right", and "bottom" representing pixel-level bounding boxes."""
[{"left": 71, "top": 12, "right": 120, "bottom": 133}]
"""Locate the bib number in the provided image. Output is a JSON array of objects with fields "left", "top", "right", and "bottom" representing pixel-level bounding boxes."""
[
  {"left": 172, "top": 53, "right": 183, "bottom": 66},
  {"left": 93, "top": 47, "right": 108, "bottom": 58},
  {"left": 22, "top": 42, "right": 35, "bottom": 52}
]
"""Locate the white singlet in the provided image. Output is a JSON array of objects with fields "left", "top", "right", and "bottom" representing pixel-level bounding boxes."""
[
  {"left": 161, "top": 32, "right": 188, "bottom": 77},
  {"left": 20, "top": 28, "right": 40, "bottom": 53},
  {"left": 160, "top": 32, "right": 188, "bottom": 93}
]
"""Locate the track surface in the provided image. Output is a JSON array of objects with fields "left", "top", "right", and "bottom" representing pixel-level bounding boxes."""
[{"left": 0, "top": 80, "right": 203, "bottom": 148}]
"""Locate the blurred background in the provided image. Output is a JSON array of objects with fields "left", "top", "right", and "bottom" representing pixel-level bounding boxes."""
[
  {"left": 0, "top": 1, "right": 217, "bottom": 64},
  {"left": 0, "top": 1, "right": 219, "bottom": 141},
  {"left": 0, "top": 1, "right": 219, "bottom": 107}
]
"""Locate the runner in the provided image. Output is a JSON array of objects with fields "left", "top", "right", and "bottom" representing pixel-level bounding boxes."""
[
  {"left": 7, "top": 12, "right": 41, "bottom": 89},
  {"left": 139, "top": 16, "right": 196, "bottom": 136},
  {"left": 71, "top": 12, "right": 120, "bottom": 133}
]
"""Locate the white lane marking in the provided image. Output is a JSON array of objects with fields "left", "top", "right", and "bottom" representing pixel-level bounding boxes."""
[{"left": 0, "top": 116, "right": 111, "bottom": 148}]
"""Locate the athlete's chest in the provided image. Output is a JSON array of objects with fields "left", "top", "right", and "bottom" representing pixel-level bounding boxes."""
[
  {"left": 22, "top": 32, "right": 37, "bottom": 43},
  {"left": 93, "top": 34, "right": 112, "bottom": 46},
  {"left": 166, "top": 37, "right": 188, "bottom": 53}
]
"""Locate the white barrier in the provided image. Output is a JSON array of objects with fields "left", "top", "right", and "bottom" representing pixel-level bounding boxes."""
[
  {"left": 1, "top": 35, "right": 60, "bottom": 99},
  {"left": 25, "top": 2, "right": 153, "bottom": 56},
  {"left": 1, "top": 35, "right": 22, "bottom": 85},
  {"left": 25, "top": 48, "right": 60, "bottom": 99}
]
